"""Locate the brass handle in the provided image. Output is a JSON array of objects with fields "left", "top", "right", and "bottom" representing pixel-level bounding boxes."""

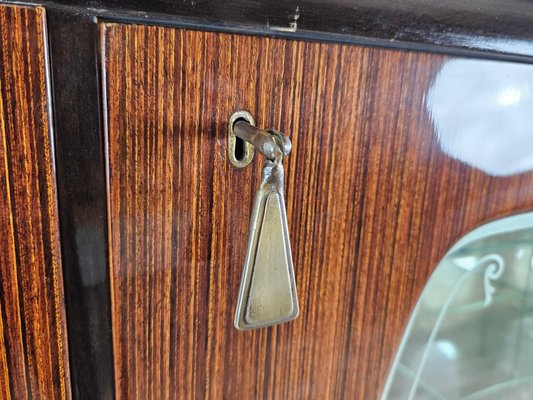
[{"left": 230, "top": 112, "right": 300, "bottom": 330}]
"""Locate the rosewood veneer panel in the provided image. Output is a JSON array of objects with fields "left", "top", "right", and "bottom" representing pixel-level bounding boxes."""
[
  {"left": 102, "top": 24, "right": 533, "bottom": 399},
  {"left": 0, "top": 5, "right": 70, "bottom": 399}
]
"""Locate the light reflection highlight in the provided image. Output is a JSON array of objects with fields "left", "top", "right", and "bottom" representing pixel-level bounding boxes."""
[{"left": 427, "top": 59, "right": 533, "bottom": 177}]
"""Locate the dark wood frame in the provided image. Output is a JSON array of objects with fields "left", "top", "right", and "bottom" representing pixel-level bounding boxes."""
[
  {"left": 46, "top": 10, "right": 115, "bottom": 400},
  {"left": 3, "top": 0, "right": 533, "bottom": 62}
]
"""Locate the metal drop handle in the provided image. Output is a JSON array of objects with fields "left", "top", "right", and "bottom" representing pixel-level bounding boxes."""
[{"left": 230, "top": 112, "right": 299, "bottom": 330}]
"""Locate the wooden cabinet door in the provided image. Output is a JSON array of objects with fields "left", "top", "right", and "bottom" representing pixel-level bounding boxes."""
[
  {"left": 0, "top": 5, "right": 70, "bottom": 399},
  {"left": 101, "top": 23, "right": 533, "bottom": 399}
]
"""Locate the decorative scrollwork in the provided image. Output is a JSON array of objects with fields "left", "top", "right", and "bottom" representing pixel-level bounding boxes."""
[
  {"left": 402, "top": 253, "right": 506, "bottom": 399},
  {"left": 479, "top": 254, "right": 505, "bottom": 307}
]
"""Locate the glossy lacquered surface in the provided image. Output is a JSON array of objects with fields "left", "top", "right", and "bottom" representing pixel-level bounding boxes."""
[
  {"left": 102, "top": 23, "right": 533, "bottom": 399},
  {"left": 0, "top": 5, "right": 70, "bottom": 399},
  {"left": 427, "top": 58, "right": 533, "bottom": 177},
  {"left": 35, "top": 0, "right": 533, "bottom": 60},
  {"left": 47, "top": 11, "right": 115, "bottom": 400}
]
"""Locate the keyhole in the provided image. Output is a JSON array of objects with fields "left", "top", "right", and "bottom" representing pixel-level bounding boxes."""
[
  {"left": 228, "top": 111, "right": 255, "bottom": 168},
  {"left": 233, "top": 118, "right": 248, "bottom": 162}
]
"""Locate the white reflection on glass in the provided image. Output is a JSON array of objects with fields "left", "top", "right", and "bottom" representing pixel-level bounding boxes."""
[
  {"left": 436, "top": 340, "right": 459, "bottom": 361},
  {"left": 427, "top": 59, "right": 533, "bottom": 177},
  {"left": 382, "top": 212, "right": 533, "bottom": 400}
]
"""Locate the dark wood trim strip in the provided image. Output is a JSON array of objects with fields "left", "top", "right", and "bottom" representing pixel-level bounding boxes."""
[
  {"left": 46, "top": 10, "right": 115, "bottom": 400},
  {"left": 5, "top": 0, "right": 533, "bottom": 62}
]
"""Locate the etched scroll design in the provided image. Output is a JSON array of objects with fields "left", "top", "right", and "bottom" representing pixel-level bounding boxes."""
[
  {"left": 405, "top": 253, "right": 506, "bottom": 400},
  {"left": 481, "top": 254, "right": 505, "bottom": 307}
]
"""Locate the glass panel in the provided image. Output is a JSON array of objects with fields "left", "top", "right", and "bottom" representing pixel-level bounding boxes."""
[{"left": 383, "top": 212, "right": 533, "bottom": 400}]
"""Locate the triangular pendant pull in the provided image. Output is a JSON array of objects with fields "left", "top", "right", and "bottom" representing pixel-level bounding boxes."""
[
  {"left": 234, "top": 159, "right": 299, "bottom": 330},
  {"left": 230, "top": 117, "right": 299, "bottom": 330}
]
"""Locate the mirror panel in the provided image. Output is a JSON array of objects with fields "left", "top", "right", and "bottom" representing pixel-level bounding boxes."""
[{"left": 383, "top": 213, "right": 533, "bottom": 399}]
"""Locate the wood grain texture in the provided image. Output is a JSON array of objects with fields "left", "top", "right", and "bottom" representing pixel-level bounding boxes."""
[
  {"left": 0, "top": 5, "right": 71, "bottom": 400},
  {"left": 102, "top": 24, "right": 533, "bottom": 399}
]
